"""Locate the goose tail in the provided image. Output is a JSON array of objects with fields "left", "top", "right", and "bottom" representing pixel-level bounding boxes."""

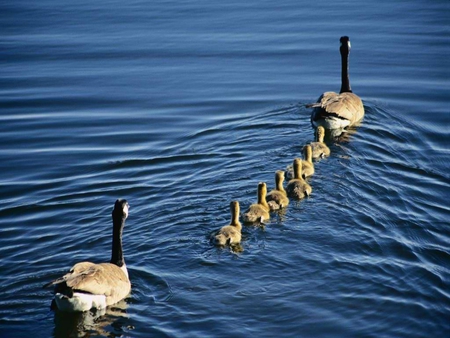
[{"left": 305, "top": 102, "right": 321, "bottom": 108}]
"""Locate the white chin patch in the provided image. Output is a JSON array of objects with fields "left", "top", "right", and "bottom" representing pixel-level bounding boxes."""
[
  {"left": 123, "top": 204, "right": 129, "bottom": 217},
  {"left": 348, "top": 41, "right": 351, "bottom": 48}
]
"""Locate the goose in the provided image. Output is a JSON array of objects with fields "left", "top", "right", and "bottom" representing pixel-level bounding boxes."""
[
  {"left": 243, "top": 182, "right": 270, "bottom": 224},
  {"left": 301, "top": 145, "right": 315, "bottom": 177},
  {"left": 285, "top": 145, "right": 315, "bottom": 180},
  {"left": 266, "top": 171, "right": 289, "bottom": 210},
  {"left": 308, "top": 36, "right": 364, "bottom": 129},
  {"left": 286, "top": 158, "right": 312, "bottom": 199},
  {"left": 213, "top": 201, "right": 242, "bottom": 246},
  {"left": 308, "top": 126, "right": 330, "bottom": 159},
  {"left": 44, "top": 199, "right": 131, "bottom": 312}
]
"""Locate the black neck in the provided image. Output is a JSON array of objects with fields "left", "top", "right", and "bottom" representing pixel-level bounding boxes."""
[
  {"left": 340, "top": 48, "right": 352, "bottom": 93},
  {"left": 110, "top": 215, "right": 125, "bottom": 267}
]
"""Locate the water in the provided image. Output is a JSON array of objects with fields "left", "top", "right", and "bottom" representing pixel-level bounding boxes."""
[{"left": 0, "top": 0, "right": 449, "bottom": 337}]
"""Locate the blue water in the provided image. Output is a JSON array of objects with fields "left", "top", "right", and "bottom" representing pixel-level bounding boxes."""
[{"left": 0, "top": 0, "right": 449, "bottom": 337}]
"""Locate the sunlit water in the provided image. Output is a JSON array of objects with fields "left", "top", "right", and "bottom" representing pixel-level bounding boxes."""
[{"left": 0, "top": 0, "right": 449, "bottom": 337}]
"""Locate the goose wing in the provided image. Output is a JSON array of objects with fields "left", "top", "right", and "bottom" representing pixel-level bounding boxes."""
[
  {"left": 266, "top": 191, "right": 288, "bottom": 208},
  {"left": 308, "top": 92, "right": 364, "bottom": 124},
  {"left": 45, "top": 262, "right": 129, "bottom": 297},
  {"left": 43, "top": 262, "right": 95, "bottom": 288},
  {"left": 216, "top": 225, "right": 240, "bottom": 240}
]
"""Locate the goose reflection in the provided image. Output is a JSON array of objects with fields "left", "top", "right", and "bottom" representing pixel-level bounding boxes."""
[
  {"left": 53, "top": 299, "right": 131, "bottom": 338},
  {"left": 321, "top": 122, "right": 361, "bottom": 140}
]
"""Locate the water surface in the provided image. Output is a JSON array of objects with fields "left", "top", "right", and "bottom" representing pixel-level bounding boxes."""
[{"left": 0, "top": 0, "right": 449, "bottom": 337}]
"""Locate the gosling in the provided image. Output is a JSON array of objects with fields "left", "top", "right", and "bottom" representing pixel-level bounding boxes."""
[
  {"left": 243, "top": 182, "right": 270, "bottom": 224},
  {"left": 285, "top": 145, "right": 315, "bottom": 180},
  {"left": 266, "top": 171, "right": 289, "bottom": 210},
  {"left": 308, "top": 126, "right": 330, "bottom": 159},
  {"left": 213, "top": 201, "right": 242, "bottom": 246},
  {"left": 286, "top": 158, "right": 312, "bottom": 199}
]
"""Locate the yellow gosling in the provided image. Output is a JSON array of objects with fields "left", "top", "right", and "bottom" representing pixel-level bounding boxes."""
[
  {"left": 286, "top": 145, "right": 315, "bottom": 180},
  {"left": 286, "top": 158, "right": 312, "bottom": 199},
  {"left": 308, "top": 126, "right": 330, "bottom": 159},
  {"left": 213, "top": 201, "right": 242, "bottom": 246},
  {"left": 243, "top": 182, "right": 270, "bottom": 224},
  {"left": 302, "top": 145, "right": 315, "bottom": 178},
  {"left": 266, "top": 171, "right": 289, "bottom": 211}
]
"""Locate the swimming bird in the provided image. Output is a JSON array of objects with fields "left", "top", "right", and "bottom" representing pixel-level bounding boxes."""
[
  {"left": 213, "top": 201, "right": 242, "bottom": 246},
  {"left": 266, "top": 171, "right": 289, "bottom": 210},
  {"left": 44, "top": 199, "right": 131, "bottom": 312},
  {"left": 308, "top": 126, "right": 330, "bottom": 159},
  {"left": 286, "top": 159, "right": 312, "bottom": 199},
  {"left": 243, "top": 182, "right": 270, "bottom": 224},
  {"left": 301, "top": 145, "right": 315, "bottom": 177},
  {"left": 308, "top": 36, "right": 364, "bottom": 129},
  {"left": 286, "top": 145, "right": 315, "bottom": 180}
]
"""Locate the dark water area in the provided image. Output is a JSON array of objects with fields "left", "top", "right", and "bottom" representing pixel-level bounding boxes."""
[{"left": 0, "top": 0, "right": 449, "bottom": 337}]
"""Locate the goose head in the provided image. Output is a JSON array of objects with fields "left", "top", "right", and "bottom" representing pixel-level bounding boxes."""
[
  {"left": 113, "top": 199, "right": 129, "bottom": 220},
  {"left": 257, "top": 182, "right": 268, "bottom": 204},
  {"left": 340, "top": 36, "right": 350, "bottom": 54},
  {"left": 230, "top": 200, "right": 240, "bottom": 224},
  {"left": 230, "top": 200, "right": 240, "bottom": 213}
]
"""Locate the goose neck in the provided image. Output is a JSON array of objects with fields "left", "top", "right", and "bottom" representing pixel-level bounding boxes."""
[
  {"left": 340, "top": 48, "right": 352, "bottom": 93},
  {"left": 294, "top": 161, "right": 303, "bottom": 180},
  {"left": 318, "top": 134, "right": 324, "bottom": 143},
  {"left": 276, "top": 178, "right": 286, "bottom": 193},
  {"left": 304, "top": 147, "right": 313, "bottom": 163},
  {"left": 231, "top": 206, "right": 241, "bottom": 227},
  {"left": 317, "top": 128, "right": 325, "bottom": 143},
  {"left": 110, "top": 216, "right": 126, "bottom": 267},
  {"left": 258, "top": 188, "right": 269, "bottom": 209}
]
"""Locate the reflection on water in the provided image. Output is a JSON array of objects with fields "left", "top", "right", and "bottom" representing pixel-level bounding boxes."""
[
  {"left": 325, "top": 123, "right": 361, "bottom": 142},
  {"left": 270, "top": 207, "right": 288, "bottom": 224},
  {"left": 53, "top": 300, "right": 131, "bottom": 338}
]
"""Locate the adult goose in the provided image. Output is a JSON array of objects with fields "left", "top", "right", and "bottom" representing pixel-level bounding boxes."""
[
  {"left": 243, "top": 182, "right": 270, "bottom": 224},
  {"left": 44, "top": 199, "right": 131, "bottom": 312},
  {"left": 213, "top": 201, "right": 242, "bottom": 246},
  {"left": 286, "top": 159, "right": 312, "bottom": 199},
  {"left": 266, "top": 171, "right": 289, "bottom": 210},
  {"left": 308, "top": 36, "right": 364, "bottom": 129}
]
